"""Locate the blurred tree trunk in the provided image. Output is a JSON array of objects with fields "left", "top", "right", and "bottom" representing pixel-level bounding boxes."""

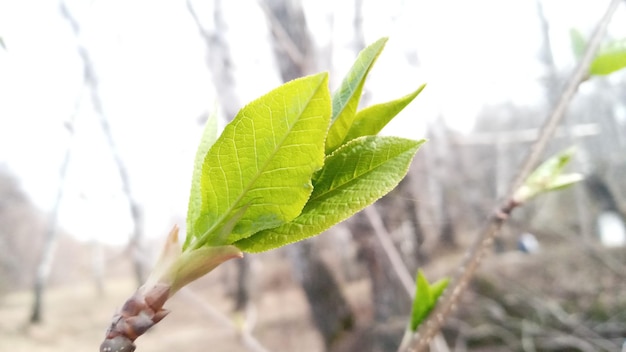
[
  {"left": 287, "top": 241, "right": 355, "bottom": 349},
  {"left": 186, "top": 0, "right": 251, "bottom": 313},
  {"left": 260, "top": 0, "right": 357, "bottom": 349}
]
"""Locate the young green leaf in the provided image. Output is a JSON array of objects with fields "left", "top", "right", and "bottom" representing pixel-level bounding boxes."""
[
  {"left": 343, "top": 84, "right": 425, "bottom": 142},
  {"left": 409, "top": 270, "right": 449, "bottom": 332},
  {"left": 590, "top": 41, "right": 626, "bottom": 75},
  {"left": 186, "top": 110, "right": 218, "bottom": 245},
  {"left": 513, "top": 147, "right": 583, "bottom": 203},
  {"left": 234, "top": 136, "right": 425, "bottom": 252},
  {"left": 186, "top": 73, "right": 331, "bottom": 249},
  {"left": 325, "top": 37, "right": 388, "bottom": 154},
  {"left": 570, "top": 28, "right": 586, "bottom": 59}
]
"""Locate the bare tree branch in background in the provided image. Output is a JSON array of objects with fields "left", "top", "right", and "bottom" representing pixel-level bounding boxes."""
[
  {"left": 29, "top": 84, "right": 84, "bottom": 324},
  {"left": 408, "top": 0, "right": 624, "bottom": 350},
  {"left": 59, "top": 2, "right": 146, "bottom": 286}
]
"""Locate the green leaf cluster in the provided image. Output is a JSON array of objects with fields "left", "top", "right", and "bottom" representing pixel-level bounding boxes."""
[
  {"left": 570, "top": 28, "right": 626, "bottom": 76},
  {"left": 409, "top": 270, "right": 449, "bottom": 332},
  {"left": 184, "top": 37, "right": 425, "bottom": 253},
  {"left": 513, "top": 147, "right": 583, "bottom": 204}
]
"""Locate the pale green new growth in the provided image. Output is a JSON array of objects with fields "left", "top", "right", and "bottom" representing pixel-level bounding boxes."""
[
  {"left": 410, "top": 270, "right": 449, "bottom": 332},
  {"left": 183, "top": 37, "right": 425, "bottom": 255},
  {"left": 590, "top": 40, "right": 626, "bottom": 75},
  {"left": 186, "top": 73, "right": 331, "bottom": 249},
  {"left": 186, "top": 110, "right": 218, "bottom": 248},
  {"left": 569, "top": 29, "right": 626, "bottom": 76},
  {"left": 344, "top": 84, "right": 425, "bottom": 142},
  {"left": 326, "top": 37, "right": 388, "bottom": 154},
  {"left": 513, "top": 147, "right": 583, "bottom": 203},
  {"left": 235, "top": 137, "right": 425, "bottom": 252},
  {"left": 570, "top": 29, "right": 586, "bottom": 59}
]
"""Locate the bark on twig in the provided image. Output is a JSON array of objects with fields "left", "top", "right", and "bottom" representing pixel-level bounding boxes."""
[{"left": 407, "top": 0, "right": 624, "bottom": 350}]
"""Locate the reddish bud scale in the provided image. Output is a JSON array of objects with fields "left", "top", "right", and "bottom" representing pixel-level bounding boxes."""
[{"left": 99, "top": 283, "right": 171, "bottom": 352}]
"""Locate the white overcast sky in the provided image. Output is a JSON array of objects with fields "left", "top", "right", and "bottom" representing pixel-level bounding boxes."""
[{"left": 0, "top": 0, "right": 624, "bottom": 244}]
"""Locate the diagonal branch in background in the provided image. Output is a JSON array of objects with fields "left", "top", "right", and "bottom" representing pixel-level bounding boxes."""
[
  {"left": 59, "top": 2, "right": 146, "bottom": 286},
  {"left": 407, "top": 0, "right": 624, "bottom": 350},
  {"left": 363, "top": 206, "right": 414, "bottom": 298},
  {"left": 178, "top": 287, "right": 270, "bottom": 352},
  {"left": 362, "top": 206, "right": 451, "bottom": 352}
]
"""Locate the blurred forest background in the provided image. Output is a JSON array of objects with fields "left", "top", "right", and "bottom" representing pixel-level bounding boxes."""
[{"left": 1, "top": 0, "right": 625, "bottom": 351}]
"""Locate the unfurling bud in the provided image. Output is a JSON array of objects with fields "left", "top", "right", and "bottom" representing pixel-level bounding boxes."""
[{"left": 99, "top": 225, "right": 243, "bottom": 351}]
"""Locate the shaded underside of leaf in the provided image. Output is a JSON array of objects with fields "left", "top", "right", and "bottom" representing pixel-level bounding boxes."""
[
  {"left": 234, "top": 136, "right": 425, "bottom": 252},
  {"left": 325, "top": 37, "right": 388, "bottom": 154},
  {"left": 189, "top": 73, "right": 331, "bottom": 249},
  {"left": 343, "top": 84, "right": 425, "bottom": 142}
]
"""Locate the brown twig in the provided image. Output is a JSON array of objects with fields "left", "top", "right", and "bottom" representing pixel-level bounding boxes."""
[{"left": 406, "top": 0, "right": 623, "bottom": 350}]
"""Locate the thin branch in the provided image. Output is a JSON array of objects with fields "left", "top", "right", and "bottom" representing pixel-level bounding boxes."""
[
  {"left": 178, "top": 288, "right": 270, "bottom": 352},
  {"left": 363, "top": 206, "right": 451, "bottom": 352},
  {"left": 364, "top": 206, "right": 415, "bottom": 298},
  {"left": 407, "top": 0, "right": 623, "bottom": 350}
]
